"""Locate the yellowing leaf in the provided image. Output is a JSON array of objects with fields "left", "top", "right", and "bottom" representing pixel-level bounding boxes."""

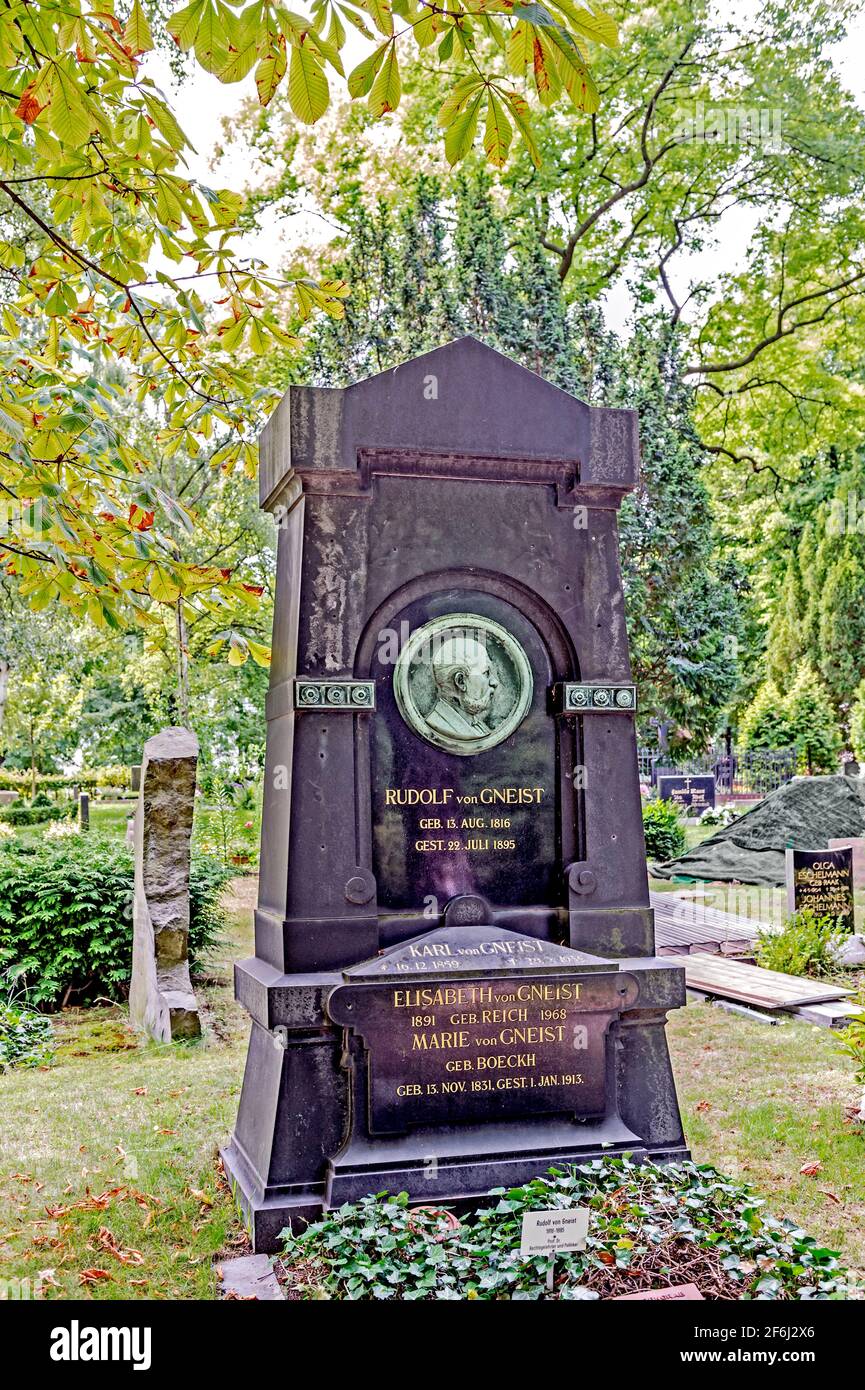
[
  {"left": 347, "top": 42, "right": 387, "bottom": 98},
  {"left": 503, "top": 90, "right": 541, "bottom": 168},
  {"left": 483, "top": 91, "right": 512, "bottom": 168},
  {"left": 363, "top": 0, "right": 393, "bottom": 37},
  {"left": 506, "top": 20, "right": 533, "bottom": 75},
  {"left": 148, "top": 567, "right": 181, "bottom": 604},
  {"left": 247, "top": 639, "right": 271, "bottom": 667},
  {"left": 255, "top": 41, "right": 287, "bottom": 105},
  {"left": 124, "top": 0, "right": 154, "bottom": 54},
  {"left": 368, "top": 45, "right": 400, "bottom": 116}
]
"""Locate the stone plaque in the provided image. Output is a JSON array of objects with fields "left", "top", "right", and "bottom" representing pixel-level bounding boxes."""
[
  {"left": 327, "top": 926, "right": 638, "bottom": 1134},
  {"left": 786, "top": 846, "right": 854, "bottom": 932},
  {"left": 657, "top": 774, "right": 716, "bottom": 813}
]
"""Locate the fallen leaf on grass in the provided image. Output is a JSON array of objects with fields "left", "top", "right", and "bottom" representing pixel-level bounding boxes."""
[
  {"left": 819, "top": 1190, "right": 841, "bottom": 1204},
  {"left": 695, "top": 1100, "right": 711, "bottom": 1113},
  {"left": 132, "top": 1087, "right": 148, "bottom": 1096},
  {"left": 91, "top": 1226, "right": 144, "bottom": 1266},
  {"left": 188, "top": 1188, "right": 213, "bottom": 1207},
  {"left": 79, "top": 1268, "right": 112, "bottom": 1286},
  {"left": 799, "top": 1160, "right": 823, "bottom": 1177}
]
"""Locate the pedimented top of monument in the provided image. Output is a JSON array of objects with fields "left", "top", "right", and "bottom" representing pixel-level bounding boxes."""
[
  {"left": 259, "top": 336, "right": 639, "bottom": 509},
  {"left": 342, "top": 923, "right": 617, "bottom": 981}
]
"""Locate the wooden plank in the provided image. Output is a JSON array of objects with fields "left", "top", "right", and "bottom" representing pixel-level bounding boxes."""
[
  {"left": 650, "top": 892, "right": 759, "bottom": 941},
  {"left": 682, "top": 953, "right": 852, "bottom": 1010},
  {"left": 785, "top": 1000, "right": 865, "bottom": 1028},
  {"left": 651, "top": 891, "right": 759, "bottom": 957}
]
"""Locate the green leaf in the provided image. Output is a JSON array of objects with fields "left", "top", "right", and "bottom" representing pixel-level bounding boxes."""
[
  {"left": 168, "top": 0, "right": 210, "bottom": 49},
  {"left": 550, "top": 0, "right": 618, "bottom": 47},
  {"left": 347, "top": 43, "right": 387, "bottom": 98},
  {"left": 288, "top": 42, "right": 329, "bottom": 122},
  {"left": 444, "top": 93, "right": 482, "bottom": 166},
  {"left": 363, "top": 0, "right": 393, "bottom": 37},
  {"left": 503, "top": 90, "right": 541, "bottom": 168},
  {"left": 437, "top": 75, "right": 484, "bottom": 129},
  {"left": 255, "top": 42, "right": 288, "bottom": 105},
  {"left": 506, "top": 20, "right": 534, "bottom": 75},
  {"left": 141, "top": 93, "right": 193, "bottom": 154},
  {"left": 484, "top": 91, "right": 512, "bottom": 168},
  {"left": 368, "top": 45, "right": 400, "bottom": 116},
  {"left": 48, "top": 63, "right": 91, "bottom": 148},
  {"left": 124, "top": 0, "right": 154, "bottom": 54}
]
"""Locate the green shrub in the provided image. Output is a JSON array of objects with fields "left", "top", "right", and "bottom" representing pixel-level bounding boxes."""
[
  {"left": 282, "top": 1159, "right": 850, "bottom": 1301},
  {"left": 641, "top": 798, "right": 686, "bottom": 860},
  {"left": 0, "top": 801, "right": 75, "bottom": 827},
  {"left": 0, "top": 834, "right": 231, "bottom": 1009},
  {"left": 0, "top": 971, "right": 54, "bottom": 1070},
  {"left": 756, "top": 909, "right": 841, "bottom": 978}
]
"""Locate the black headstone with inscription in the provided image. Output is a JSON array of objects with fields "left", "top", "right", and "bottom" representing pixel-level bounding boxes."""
[
  {"left": 222, "top": 338, "right": 689, "bottom": 1250},
  {"left": 786, "top": 846, "right": 854, "bottom": 933},
  {"left": 657, "top": 774, "right": 716, "bottom": 814}
]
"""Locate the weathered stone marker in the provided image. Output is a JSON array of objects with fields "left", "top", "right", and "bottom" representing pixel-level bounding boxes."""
[
  {"left": 223, "top": 338, "right": 688, "bottom": 1251},
  {"left": 129, "top": 727, "right": 201, "bottom": 1042}
]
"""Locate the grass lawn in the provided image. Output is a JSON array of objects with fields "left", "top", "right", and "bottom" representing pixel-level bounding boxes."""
[
  {"left": 1, "top": 875, "right": 862, "bottom": 1299},
  {"left": 88, "top": 801, "right": 135, "bottom": 836}
]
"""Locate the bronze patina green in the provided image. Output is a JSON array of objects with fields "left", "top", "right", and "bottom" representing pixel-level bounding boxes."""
[{"left": 392, "top": 611, "right": 533, "bottom": 756}]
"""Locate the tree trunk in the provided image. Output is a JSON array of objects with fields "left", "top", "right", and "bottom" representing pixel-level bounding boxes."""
[
  {"left": 175, "top": 599, "right": 190, "bottom": 728},
  {"left": 0, "top": 658, "right": 9, "bottom": 752},
  {"left": 29, "top": 715, "right": 36, "bottom": 799}
]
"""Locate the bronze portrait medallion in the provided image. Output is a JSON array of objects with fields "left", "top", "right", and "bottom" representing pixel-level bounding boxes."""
[{"left": 392, "top": 612, "right": 533, "bottom": 756}]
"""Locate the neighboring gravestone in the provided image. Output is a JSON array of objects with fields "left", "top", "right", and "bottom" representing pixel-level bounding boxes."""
[
  {"left": 786, "top": 846, "right": 855, "bottom": 933},
  {"left": 129, "top": 727, "right": 201, "bottom": 1042},
  {"left": 222, "top": 338, "right": 688, "bottom": 1252},
  {"left": 78, "top": 791, "right": 89, "bottom": 829},
  {"left": 657, "top": 774, "right": 716, "bottom": 814}
]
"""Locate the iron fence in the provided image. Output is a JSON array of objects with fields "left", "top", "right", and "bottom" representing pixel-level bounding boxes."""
[{"left": 637, "top": 746, "right": 797, "bottom": 798}]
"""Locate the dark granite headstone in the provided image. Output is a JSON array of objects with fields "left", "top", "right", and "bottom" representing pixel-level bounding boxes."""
[
  {"left": 785, "top": 846, "right": 854, "bottom": 932},
  {"left": 222, "top": 338, "right": 688, "bottom": 1251},
  {"left": 657, "top": 774, "right": 716, "bottom": 813}
]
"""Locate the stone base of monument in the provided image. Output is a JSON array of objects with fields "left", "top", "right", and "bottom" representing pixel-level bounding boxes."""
[{"left": 223, "top": 926, "right": 688, "bottom": 1253}]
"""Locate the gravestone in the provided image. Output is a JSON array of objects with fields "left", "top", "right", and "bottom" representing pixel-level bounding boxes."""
[
  {"left": 78, "top": 791, "right": 89, "bottom": 829},
  {"left": 657, "top": 774, "right": 716, "bottom": 814},
  {"left": 785, "top": 846, "right": 855, "bottom": 933},
  {"left": 222, "top": 338, "right": 688, "bottom": 1251},
  {"left": 129, "top": 727, "right": 201, "bottom": 1042}
]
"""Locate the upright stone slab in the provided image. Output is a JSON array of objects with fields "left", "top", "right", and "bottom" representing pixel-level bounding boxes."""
[
  {"left": 223, "top": 338, "right": 689, "bottom": 1251},
  {"left": 129, "top": 727, "right": 201, "bottom": 1042}
]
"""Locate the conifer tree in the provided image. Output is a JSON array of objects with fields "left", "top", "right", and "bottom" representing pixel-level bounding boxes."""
[
  {"left": 784, "top": 662, "right": 842, "bottom": 774},
  {"left": 765, "top": 554, "right": 805, "bottom": 685},
  {"left": 739, "top": 679, "right": 792, "bottom": 751}
]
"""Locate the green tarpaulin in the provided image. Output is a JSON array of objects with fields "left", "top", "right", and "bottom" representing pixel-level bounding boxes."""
[{"left": 652, "top": 775, "right": 865, "bottom": 887}]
